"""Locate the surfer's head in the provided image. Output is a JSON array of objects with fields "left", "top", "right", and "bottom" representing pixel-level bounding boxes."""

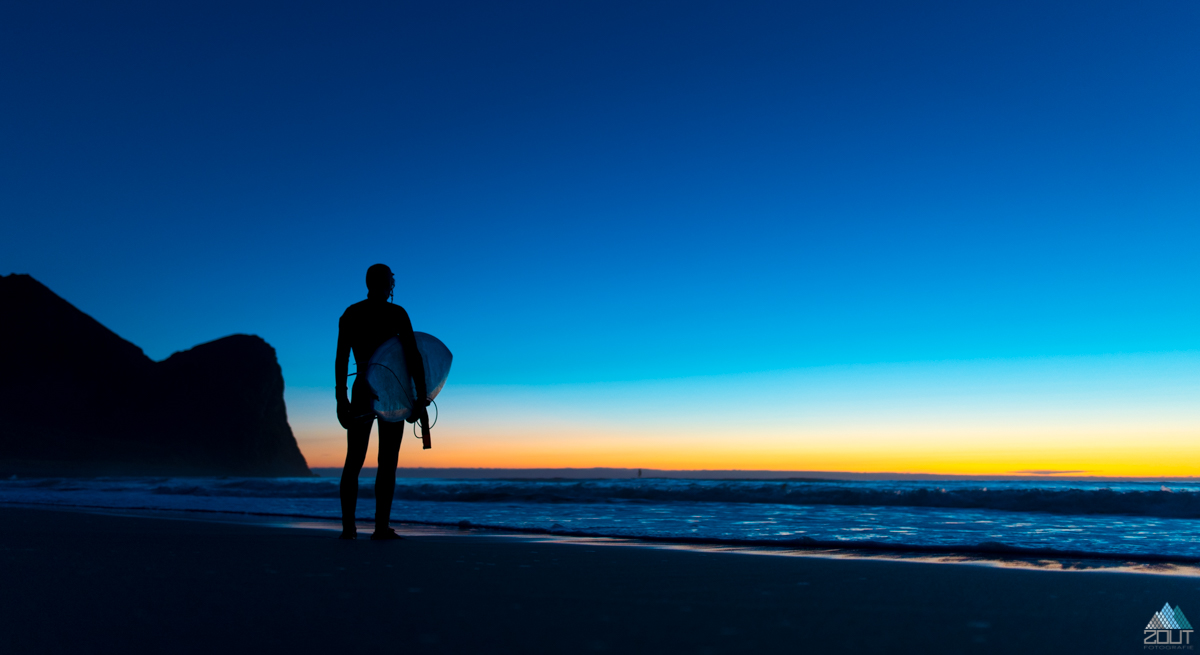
[{"left": 366, "top": 264, "right": 394, "bottom": 300}]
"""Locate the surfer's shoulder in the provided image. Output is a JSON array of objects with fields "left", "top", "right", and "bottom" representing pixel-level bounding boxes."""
[
  {"left": 340, "top": 299, "right": 372, "bottom": 321},
  {"left": 387, "top": 303, "right": 411, "bottom": 321}
]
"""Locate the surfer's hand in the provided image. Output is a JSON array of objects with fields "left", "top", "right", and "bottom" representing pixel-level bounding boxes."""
[
  {"left": 336, "top": 398, "right": 352, "bottom": 429},
  {"left": 407, "top": 404, "right": 429, "bottom": 425}
]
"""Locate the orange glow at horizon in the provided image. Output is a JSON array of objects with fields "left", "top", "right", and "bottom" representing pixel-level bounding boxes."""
[
  {"left": 293, "top": 423, "right": 1200, "bottom": 478},
  {"left": 286, "top": 352, "right": 1200, "bottom": 478}
]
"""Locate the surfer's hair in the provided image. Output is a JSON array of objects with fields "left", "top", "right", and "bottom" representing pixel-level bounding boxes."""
[{"left": 366, "top": 264, "right": 393, "bottom": 293}]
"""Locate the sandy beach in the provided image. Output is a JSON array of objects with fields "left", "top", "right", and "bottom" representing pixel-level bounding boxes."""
[{"left": 0, "top": 507, "right": 1190, "bottom": 654}]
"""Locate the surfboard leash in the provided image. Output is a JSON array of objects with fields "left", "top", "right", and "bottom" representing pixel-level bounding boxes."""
[{"left": 414, "top": 399, "right": 438, "bottom": 437}]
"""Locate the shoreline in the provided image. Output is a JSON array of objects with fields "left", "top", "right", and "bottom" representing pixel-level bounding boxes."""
[{"left": 9, "top": 500, "right": 1200, "bottom": 576}]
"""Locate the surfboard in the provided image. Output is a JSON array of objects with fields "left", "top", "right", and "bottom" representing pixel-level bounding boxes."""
[{"left": 366, "top": 333, "right": 452, "bottom": 424}]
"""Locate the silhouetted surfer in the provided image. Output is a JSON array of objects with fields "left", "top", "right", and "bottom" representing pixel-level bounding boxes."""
[{"left": 335, "top": 264, "right": 429, "bottom": 540}]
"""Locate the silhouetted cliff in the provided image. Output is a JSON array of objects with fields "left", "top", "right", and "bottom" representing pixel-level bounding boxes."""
[{"left": 0, "top": 274, "right": 311, "bottom": 477}]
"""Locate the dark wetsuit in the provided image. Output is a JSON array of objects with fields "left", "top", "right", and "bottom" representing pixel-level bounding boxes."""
[
  {"left": 334, "top": 297, "right": 427, "bottom": 532},
  {"left": 335, "top": 298, "right": 427, "bottom": 419}
]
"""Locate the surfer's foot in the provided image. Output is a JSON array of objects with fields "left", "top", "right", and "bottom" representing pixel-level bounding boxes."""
[
  {"left": 338, "top": 529, "right": 357, "bottom": 540},
  {"left": 370, "top": 528, "right": 404, "bottom": 541}
]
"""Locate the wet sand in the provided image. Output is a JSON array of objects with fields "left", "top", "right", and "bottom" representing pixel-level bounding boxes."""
[{"left": 0, "top": 507, "right": 1192, "bottom": 654}]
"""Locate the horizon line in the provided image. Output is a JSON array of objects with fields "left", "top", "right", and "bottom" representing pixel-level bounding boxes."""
[{"left": 307, "top": 466, "right": 1199, "bottom": 481}]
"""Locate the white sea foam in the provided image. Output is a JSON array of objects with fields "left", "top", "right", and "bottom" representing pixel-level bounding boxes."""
[{"left": 3, "top": 477, "right": 1200, "bottom": 559}]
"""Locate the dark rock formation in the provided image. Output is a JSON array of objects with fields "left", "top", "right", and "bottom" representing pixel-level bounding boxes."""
[{"left": 0, "top": 274, "right": 311, "bottom": 477}]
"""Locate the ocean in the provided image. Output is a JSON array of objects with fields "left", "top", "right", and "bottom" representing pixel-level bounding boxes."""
[{"left": 4, "top": 475, "right": 1200, "bottom": 560}]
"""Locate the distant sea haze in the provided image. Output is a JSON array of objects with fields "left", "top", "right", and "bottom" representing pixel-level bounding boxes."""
[{"left": 311, "top": 467, "right": 1200, "bottom": 482}]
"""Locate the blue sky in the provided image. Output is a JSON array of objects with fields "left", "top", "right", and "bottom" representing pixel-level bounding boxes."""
[{"left": 3, "top": 1, "right": 1198, "bottom": 470}]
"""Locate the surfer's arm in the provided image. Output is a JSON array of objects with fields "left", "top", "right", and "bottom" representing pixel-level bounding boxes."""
[
  {"left": 334, "top": 314, "right": 351, "bottom": 403},
  {"left": 397, "top": 308, "right": 428, "bottom": 405}
]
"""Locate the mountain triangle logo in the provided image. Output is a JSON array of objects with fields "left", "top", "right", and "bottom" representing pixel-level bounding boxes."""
[
  {"left": 1146, "top": 603, "right": 1194, "bottom": 649},
  {"left": 1148, "top": 604, "right": 1194, "bottom": 631}
]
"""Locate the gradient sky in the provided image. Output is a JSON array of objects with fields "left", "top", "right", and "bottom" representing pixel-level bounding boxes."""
[{"left": 3, "top": 1, "right": 1198, "bottom": 473}]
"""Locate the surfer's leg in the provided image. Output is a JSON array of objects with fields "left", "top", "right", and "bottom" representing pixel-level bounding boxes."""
[
  {"left": 373, "top": 420, "right": 403, "bottom": 534},
  {"left": 340, "top": 420, "right": 371, "bottom": 538}
]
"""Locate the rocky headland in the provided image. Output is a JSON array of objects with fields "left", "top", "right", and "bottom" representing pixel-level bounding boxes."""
[{"left": 0, "top": 274, "right": 311, "bottom": 477}]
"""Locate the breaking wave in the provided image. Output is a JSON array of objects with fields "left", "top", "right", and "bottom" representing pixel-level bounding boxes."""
[
  {"left": 7, "top": 476, "right": 1200, "bottom": 519},
  {"left": 385, "top": 480, "right": 1200, "bottom": 519}
]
